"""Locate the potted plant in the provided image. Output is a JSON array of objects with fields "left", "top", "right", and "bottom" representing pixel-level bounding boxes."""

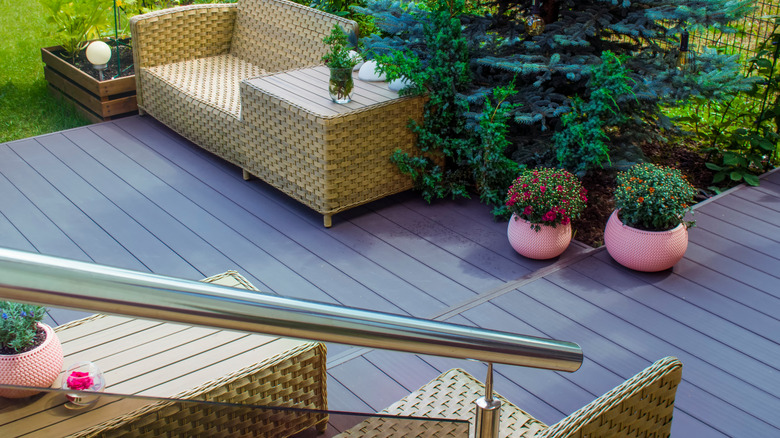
[
  {"left": 322, "top": 25, "right": 358, "bottom": 103},
  {"left": 505, "top": 168, "right": 588, "bottom": 259},
  {"left": 0, "top": 302, "right": 64, "bottom": 398},
  {"left": 604, "top": 163, "right": 697, "bottom": 272},
  {"left": 39, "top": 0, "right": 138, "bottom": 122}
]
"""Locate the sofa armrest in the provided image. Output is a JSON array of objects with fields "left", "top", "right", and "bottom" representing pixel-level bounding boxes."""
[
  {"left": 230, "top": 0, "right": 357, "bottom": 72},
  {"left": 130, "top": 4, "right": 237, "bottom": 69}
]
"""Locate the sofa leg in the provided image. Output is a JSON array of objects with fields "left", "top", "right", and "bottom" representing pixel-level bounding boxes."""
[
  {"left": 315, "top": 417, "right": 328, "bottom": 434},
  {"left": 323, "top": 215, "right": 332, "bottom": 228},
  {"left": 138, "top": 107, "right": 147, "bottom": 116},
  {"left": 242, "top": 169, "right": 251, "bottom": 181}
]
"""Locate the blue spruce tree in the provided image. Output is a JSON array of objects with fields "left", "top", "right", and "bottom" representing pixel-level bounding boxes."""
[{"left": 356, "top": 0, "right": 754, "bottom": 204}]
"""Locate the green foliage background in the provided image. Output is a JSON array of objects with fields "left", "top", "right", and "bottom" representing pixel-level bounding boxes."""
[{"left": 0, "top": 0, "right": 90, "bottom": 143}]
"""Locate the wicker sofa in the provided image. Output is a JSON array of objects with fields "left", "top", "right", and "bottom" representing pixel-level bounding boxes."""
[
  {"left": 337, "top": 357, "right": 684, "bottom": 437},
  {"left": 129, "top": 0, "right": 359, "bottom": 200}
]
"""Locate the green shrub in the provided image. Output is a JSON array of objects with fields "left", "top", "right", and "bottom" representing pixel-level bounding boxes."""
[
  {"left": 38, "top": 0, "right": 112, "bottom": 62},
  {"left": 665, "top": 19, "right": 780, "bottom": 191},
  {"left": 552, "top": 51, "right": 637, "bottom": 176},
  {"left": 0, "top": 302, "right": 46, "bottom": 354}
]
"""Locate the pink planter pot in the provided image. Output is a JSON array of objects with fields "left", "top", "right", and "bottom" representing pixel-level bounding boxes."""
[
  {"left": 0, "top": 322, "right": 64, "bottom": 398},
  {"left": 604, "top": 210, "right": 688, "bottom": 272},
  {"left": 507, "top": 214, "right": 572, "bottom": 260}
]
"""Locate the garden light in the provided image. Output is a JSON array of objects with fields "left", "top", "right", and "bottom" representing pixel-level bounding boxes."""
[
  {"left": 86, "top": 41, "right": 112, "bottom": 80},
  {"left": 677, "top": 29, "right": 696, "bottom": 72}
]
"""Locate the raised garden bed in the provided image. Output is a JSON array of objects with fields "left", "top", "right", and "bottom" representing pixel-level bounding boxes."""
[{"left": 41, "top": 43, "right": 137, "bottom": 123}]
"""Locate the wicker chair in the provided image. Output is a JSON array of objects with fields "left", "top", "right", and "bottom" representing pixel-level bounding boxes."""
[
  {"left": 337, "top": 356, "right": 683, "bottom": 438},
  {"left": 129, "top": 0, "right": 356, "bottom": 169}
]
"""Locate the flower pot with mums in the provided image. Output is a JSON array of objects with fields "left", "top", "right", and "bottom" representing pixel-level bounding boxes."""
[
  {"left": 0, "top": 302, "right": 64, "bottom": 398},
  {"left": 505, "top": 168, "right": 588, "bottom": 259},
  {"left": 605, "top": 163, "right": 697, "bottom": 272}
]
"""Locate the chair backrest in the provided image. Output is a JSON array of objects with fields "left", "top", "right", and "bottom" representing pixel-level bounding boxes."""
[
  {"left": 230, "top": 0, "right": 357, "bottom": 72},
  {"left": 541, "top": 356, "right": 683, "bottom": 438}
]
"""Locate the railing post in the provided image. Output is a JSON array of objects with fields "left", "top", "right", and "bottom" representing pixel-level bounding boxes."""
[{"left": 474, "top": 362, "right": 501, "bottom": 438}]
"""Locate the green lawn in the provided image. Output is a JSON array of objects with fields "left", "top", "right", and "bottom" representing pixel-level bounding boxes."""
[{"left": 0, "top": 0, "right": 91, "bottom": 144}]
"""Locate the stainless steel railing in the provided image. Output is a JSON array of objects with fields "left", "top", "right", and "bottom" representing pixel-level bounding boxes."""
[{"left": 0, "top": 247, "right": 583, "bottom": 437}]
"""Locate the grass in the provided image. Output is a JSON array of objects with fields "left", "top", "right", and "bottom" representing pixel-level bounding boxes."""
[{"left": 0, "top": 0, "right": 91, "bottom": 144}]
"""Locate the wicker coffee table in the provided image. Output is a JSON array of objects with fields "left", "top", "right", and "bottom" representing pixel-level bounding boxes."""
[
  {"left": 240, "top": 65, "right": 425, "bottom": 227},
  {"left": 0, "top": 271, "right": 327, "bottom": 437}
]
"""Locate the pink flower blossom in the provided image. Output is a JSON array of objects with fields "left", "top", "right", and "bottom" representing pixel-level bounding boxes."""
[
  {"left": 539, "top": 185, "right": 546, "bottom": 193},
  {"left": 556, "top": 185, "right": 563, "bottom": 192},
  {"left": 67, "top": 371, "right": 94, "bottom": 390},
  {"left": 561, "top": 217, "right": 570, "bottom": 225},
  {"left": 542, "top": 210, "right": 557, "bottom": 222},
  {"left": 523, "top": 206, "right": 533, "bottom": 216}
]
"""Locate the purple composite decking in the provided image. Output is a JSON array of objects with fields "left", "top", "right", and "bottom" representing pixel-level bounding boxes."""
[{"left": 0, "top": 116, "right": 778, "bottom": 437}]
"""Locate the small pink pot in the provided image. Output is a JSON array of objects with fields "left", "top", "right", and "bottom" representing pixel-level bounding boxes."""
[
  {"left": 0, "top": 322, "right": 64, "bottom": 398},
  {"left": 604, "top": 210, "right": 688, "bottom": 272},
  {"left": 507, "top": 214, "right": 572, "bottom": 260}
]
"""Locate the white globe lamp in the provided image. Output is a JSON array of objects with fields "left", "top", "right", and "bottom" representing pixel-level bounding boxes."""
[{"left": 86, "top": 41, "right": 112, "bottom": 80}]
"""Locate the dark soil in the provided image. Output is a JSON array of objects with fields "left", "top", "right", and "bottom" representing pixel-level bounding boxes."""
[
  {"left": 54, "top": 41, "right": 135, "bottom": 81},
  {"left": 572, "top": 139, "right": 716, "bottom": 247},
  {"left": 0, "top": 326, "right": 46, "bottom": 355}
]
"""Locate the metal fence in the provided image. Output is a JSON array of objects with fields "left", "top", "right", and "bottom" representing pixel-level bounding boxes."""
[{"left": 693, "top": 1, "right": 780, "bottom": 62}]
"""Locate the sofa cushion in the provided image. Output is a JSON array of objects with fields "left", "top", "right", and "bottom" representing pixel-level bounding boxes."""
[{"left": 144, "top": 53, "right": 265, "bottom": 118}]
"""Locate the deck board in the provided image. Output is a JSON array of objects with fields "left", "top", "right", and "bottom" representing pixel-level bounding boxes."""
[{"left": 1, "top": 117, "right": 778, "bottom": 437}]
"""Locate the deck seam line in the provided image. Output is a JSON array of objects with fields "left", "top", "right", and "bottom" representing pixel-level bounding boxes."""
[
  {"left": 430, "top": 245, "right": 602, "bottom": 322},
  {"left": 327, "top": 245, "right": 601, "bottom": 368}
]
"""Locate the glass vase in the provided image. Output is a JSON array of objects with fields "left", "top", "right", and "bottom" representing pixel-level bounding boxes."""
[
  {"left": 329, "top": 67, "right": 354, "bottom": 104},
  {"left": 62, "top": 361, "right": 106, "bottom": 408}
]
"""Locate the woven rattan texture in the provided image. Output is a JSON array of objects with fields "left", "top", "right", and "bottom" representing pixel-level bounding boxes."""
[
  {"left": 131, "top": 0, "right": 361, "bottom": 210},
  {"left": 130, "top": 4, "right": 237, "bottom": 107},
  {"left": 240, "top": 76, "right": 424, "bottom": 217},
  {"left": 74, "top": 343, "right": 328, "bottom": 438},
  {"left": 540, "top": 356, "right": 682, "bottom": 438},
  {"left": 139, "top": 68, "right": 243, "bottom": 166},
  {"left": 66, "top": 272, "right": 329, "bottom": 438},
  {"left": 336, "top": 368, "right": 546, "bottom": 438},
  {"left": 145, "top": 54, "right": 265, "bottom": 118},
  {"left": 339, "top": 357, "right": 682, "bottom": 438},
  {"left": 231, "top": 0, "right": 357, "bottom": 71}
]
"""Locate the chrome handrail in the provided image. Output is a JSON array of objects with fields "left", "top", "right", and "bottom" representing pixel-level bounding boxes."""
[{"left": 0, "top": 248, "right": 582, "bottom": 372}]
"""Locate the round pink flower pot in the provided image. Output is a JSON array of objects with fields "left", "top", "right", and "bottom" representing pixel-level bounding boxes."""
[
  {"left": 507, "top": 214, "right": 572, "bottom": 260},
  {"left": 604, "top": 210, "right": 688, "bottom": 272},
  {"left": 0, "top": 322, "right": 64, "bottom": 398}
]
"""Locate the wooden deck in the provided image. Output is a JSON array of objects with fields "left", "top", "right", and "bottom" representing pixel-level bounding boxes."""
[{"left": 1, "top": 116, "right": 778, "bottom": 437}]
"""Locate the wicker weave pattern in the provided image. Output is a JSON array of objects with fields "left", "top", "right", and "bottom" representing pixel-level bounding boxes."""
[
  {"left": 540, "top": 356, "right": 683, "bottom": 438},
  {"left": 240, "top": 70, "right": 424, "bottom": 219},
  {"left": 145, "top": 55, "right": 265, "bottom": 118},
  {"left": 336, "top": 368, "right": 546, "bottom": 438},
  {"left": 139, "top": 68, "right": 245, "bottom": 166},
  {"left": 340, "top": 357, "right": 682, "bottom": 438},
  {"left": 61, "top": 271, "right": 329, "bottom": 438},
  {"left": 130, "top": 4, "right": 237, "bottom": 109},
  {"left": 73, "top": 343, "right": 329, "bottom": 438},
  {"left": 231, "top": 0, "right": 357, "bottom": 71},
  {"left": 131, "top": 0, "right": 368, "bottom": 219},
  {"left": 129, "top": 4, "right": 236, "bottom": 68}
]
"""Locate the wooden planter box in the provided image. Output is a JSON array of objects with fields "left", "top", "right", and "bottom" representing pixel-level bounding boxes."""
[{"left": 41, "top": 45, "right": 137, "bottom": 123}]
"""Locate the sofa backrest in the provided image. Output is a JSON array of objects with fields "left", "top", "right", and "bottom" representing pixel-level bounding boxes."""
[{"left": 230, "top": 0, "right": 357, "bottom": 72}]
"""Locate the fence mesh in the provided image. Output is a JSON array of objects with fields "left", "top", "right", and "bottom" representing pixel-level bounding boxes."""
[{"left": 693, "top": 1, "right": 780, "bottom": 62}]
